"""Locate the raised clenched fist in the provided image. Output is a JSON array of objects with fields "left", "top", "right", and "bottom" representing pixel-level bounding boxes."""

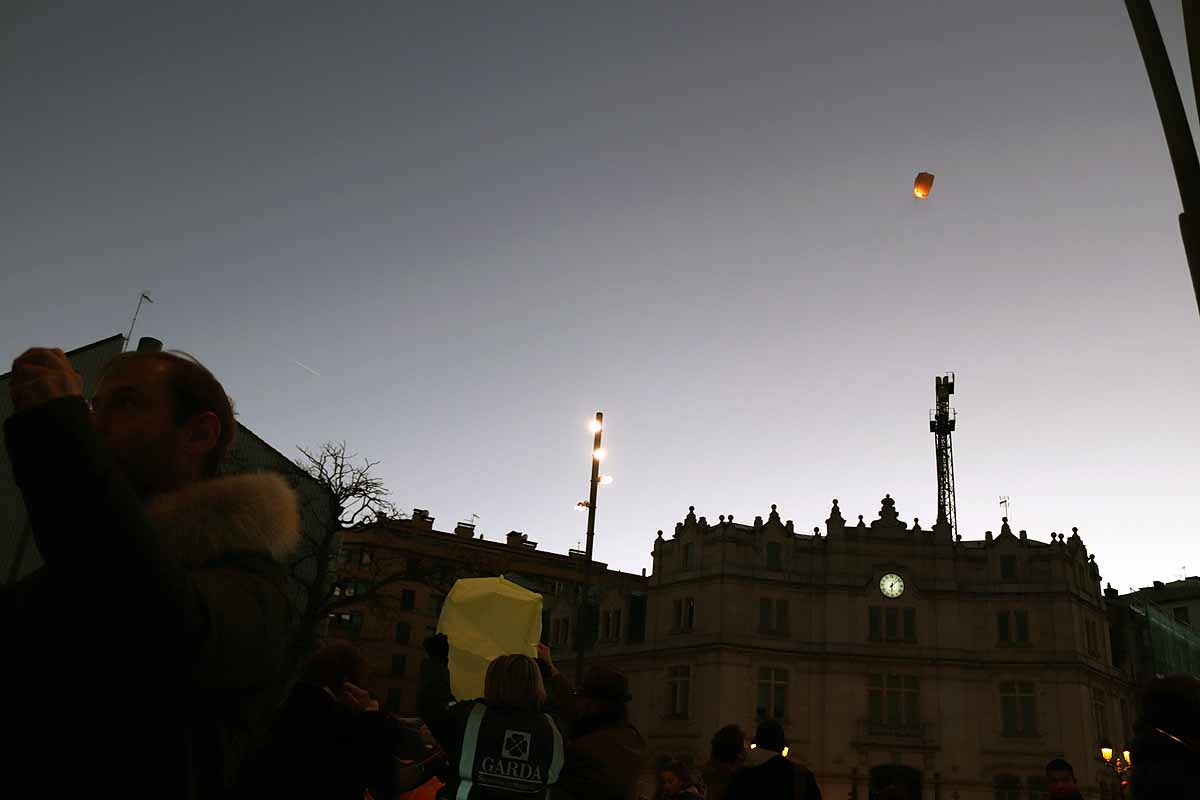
[{"left": 10, "top": 348, "right": 84, "bottom": 411}]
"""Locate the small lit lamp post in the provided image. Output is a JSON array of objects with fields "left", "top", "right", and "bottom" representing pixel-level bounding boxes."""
[
  {"left": 574, "top": 412, "right": 611, "bottom": 684},
  {"left": 1099, "top": 743, "right": 1133, "bottom": 797}
]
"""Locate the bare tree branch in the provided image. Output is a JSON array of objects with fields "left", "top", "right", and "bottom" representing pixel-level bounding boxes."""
[{"left": 286, "top": 440, "right": 400, "bottom": 666}]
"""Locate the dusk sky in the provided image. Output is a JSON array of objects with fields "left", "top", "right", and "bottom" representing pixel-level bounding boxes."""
[{"left": 4, "top": 2, "right": 1199, "bottom": 591}]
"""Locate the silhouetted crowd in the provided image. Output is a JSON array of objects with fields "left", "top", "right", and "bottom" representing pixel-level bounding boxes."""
[{"left": 2, "top": 346, "right": 1198, "bottom": 799}]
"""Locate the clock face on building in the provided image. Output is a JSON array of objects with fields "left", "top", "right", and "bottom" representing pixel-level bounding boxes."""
[{"left": 880, "top": 573, "right": 905, "bottom": 598}]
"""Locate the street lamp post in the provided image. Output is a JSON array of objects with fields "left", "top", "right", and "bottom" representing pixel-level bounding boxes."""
[
  {"left": 574, "top": 412, "right": 605, "bottom": 684},
  {"left": 1099, "top": 743, "right": 1133, "bottom": 797},
  {"left": 1124, "top": 0, "right": 1200, "bottom": 316}
]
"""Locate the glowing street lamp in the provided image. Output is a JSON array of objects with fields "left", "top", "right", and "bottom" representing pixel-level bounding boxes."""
[
  {"left": 575, "top": 411, "right": 607, "bottom": 683},
  {"left": 1099, "top": 741, "right": 1132, "bottom": 797}
]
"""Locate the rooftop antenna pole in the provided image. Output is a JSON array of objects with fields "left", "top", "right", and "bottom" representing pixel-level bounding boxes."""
[
  {"left": 930, "top": 373, "right": 958, "bottom": 539},
  {"left": 123, "top": 291, "right": 154, "bottom": 351}
]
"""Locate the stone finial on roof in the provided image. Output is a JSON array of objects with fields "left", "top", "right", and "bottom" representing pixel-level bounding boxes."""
[
  {"left": 769, "top": 504, "right": 781, "bottom": 524},
  {"left": 1000, "top": 517, "right": 1012, "bottom": 536},
  {"left": 857, "top": 514, "right": 866, "bottom": 529},
  {"left": 912, "top": 518, "right": 921, "bottom": 531},
  {"left": 685, "top": 506, "right": 697, "bottom": 525},
  {"left": 719, "top": 515, "right": 725, "bottom": 523},
  {"left": 813, "top": 526, "right": 820, "bottom": 535},
  {"left": 826, "top": 499, "right": 845, "bottom": 535},
  {"left": 657, "top": 529, "right": 664, "bottom": 540},
  {"left": 871, "top": 494, "right": 907, "bottom": 530}
]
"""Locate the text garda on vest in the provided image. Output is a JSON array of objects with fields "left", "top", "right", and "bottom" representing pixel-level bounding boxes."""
[{"left": 481, "top": 757, "right": 544, "bottom": 782}]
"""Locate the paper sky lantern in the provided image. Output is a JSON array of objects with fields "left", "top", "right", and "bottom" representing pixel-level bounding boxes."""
[
  {"left": 437, "top": 576, "right": 543, "bottom": 701},
  {"left": 914, "top": 172, "right": 935, "bottom": 199}
]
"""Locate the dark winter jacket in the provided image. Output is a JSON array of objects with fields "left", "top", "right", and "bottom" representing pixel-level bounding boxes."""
[
  {"left": 725, "top": 748, "right": 821, "bottom": 800},
  {"left": 418, "top": 659, "right": 567, "bottom": 799},
  {"left": 546, "top": 671, "right": 647, "bottom": 800},
  {"left": 1, "top": 396, "right": 301, "bottom": 799},
  {"left": 701, "top": 760, "right": 741, "bottom": 800},
  {"left": 235, "top": 682, "right": 443, "bottom": 799}
]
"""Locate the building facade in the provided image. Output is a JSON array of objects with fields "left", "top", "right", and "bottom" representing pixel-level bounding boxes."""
[
  {"left": 329, "top": 495, "right": 1134, "bottom": 800},
  {"left": 329, "top": 511, "right": 646, "bottom": 715},
  {"left": 1106, "top": 579, "right": 1200, "bottom": 693},
  {"left": 591, "top": 496, "right": 1133, "bottom": 800}
]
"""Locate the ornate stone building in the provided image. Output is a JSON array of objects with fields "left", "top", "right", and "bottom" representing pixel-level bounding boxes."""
[
  {"left": 332, "top": 494, "right": 1133, "bottom": 800},
  {"left": 329, "top": 511, "right": 645, "bottom": 714},
  {"left": 594, "top": 496, "right": 1133, "bottom": 800}
]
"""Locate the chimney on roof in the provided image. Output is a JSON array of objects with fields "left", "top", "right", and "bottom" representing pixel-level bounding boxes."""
[
  {"left": 454, "top": 522, "right": 476, "bottom": 538},
  {"left": 410, "top": 509, "right": 434, "bottom": 530},
  {"left": 136, "top": 337, "right": 163, "bottom": 353},
  {"left": 1154, "top": 581, "right": 1166, "bottom": 590},
  {"left": 506, "top": 531, "right": 537, "bottom": 549}
]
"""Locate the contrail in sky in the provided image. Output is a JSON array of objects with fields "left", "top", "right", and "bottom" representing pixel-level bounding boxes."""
[{"left": 289, "top": 359, "right": 322, "bottom": 377}]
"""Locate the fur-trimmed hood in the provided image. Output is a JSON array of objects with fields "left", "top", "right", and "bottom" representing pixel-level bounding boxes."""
[{"left": 145, "top": 471, "right": 301, "bottom": 566}]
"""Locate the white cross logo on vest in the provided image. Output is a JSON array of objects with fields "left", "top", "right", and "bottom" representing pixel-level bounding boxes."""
[{"left": 502, "top": 730, "right": 532, "bottom": 761}]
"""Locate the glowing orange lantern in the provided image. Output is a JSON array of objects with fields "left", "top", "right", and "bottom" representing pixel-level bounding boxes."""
[{"left": 914, "top": 171, "right": 935, "bottom": 199}]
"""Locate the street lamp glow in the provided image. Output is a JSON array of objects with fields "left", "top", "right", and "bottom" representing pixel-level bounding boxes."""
[
  {"left": 1101, "top": 746, "right": 1114, "bottom": 763},
  {"left": 588, "top": 418, "right": 603, "bottom": 433},
  {"left": 599, "top": 474, "right": 614, "bottom": 486},
  {"left": 1123, "top": 750, "right": 1131, "bottom": 765},
  {"left": 593, "top": 447, "right": 607, "bottom": 462}
]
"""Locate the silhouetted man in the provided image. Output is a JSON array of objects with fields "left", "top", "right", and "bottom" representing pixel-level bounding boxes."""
[
  {"left": 3, "top": 348, "right": 300, "bottom": 798},
  {"left": 726, "top": 720, "right": 821, "bottom": 800},
  {"left": 1045, "top": 758, "right": 1079, "bottom": 800}
]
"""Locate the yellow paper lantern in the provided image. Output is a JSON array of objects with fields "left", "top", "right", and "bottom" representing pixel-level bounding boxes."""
[
  {"left": 436, "top": 576, "right": 543, "bottom": 701},
  {"left": 914, "top": 171, "right": 935, "bottom": 199}
]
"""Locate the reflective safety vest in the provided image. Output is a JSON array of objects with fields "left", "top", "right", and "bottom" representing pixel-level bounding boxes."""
[{"left": 451, "top": 704, "right": 564, "bottom": 799}]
